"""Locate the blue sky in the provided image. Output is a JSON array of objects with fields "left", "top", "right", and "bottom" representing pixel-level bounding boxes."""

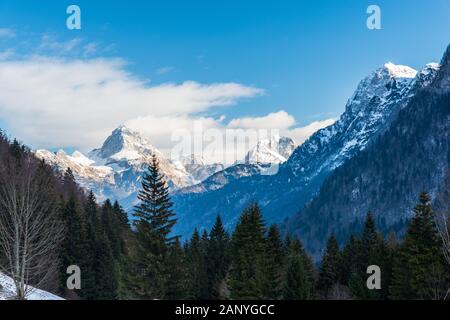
[{"left": 0, "top": 0, "right": 449, "bottom": 156}]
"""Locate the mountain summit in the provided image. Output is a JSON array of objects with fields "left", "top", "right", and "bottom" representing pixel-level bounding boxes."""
[
  {"left": 287, "top": 45, "right": 450, "bottom": 258},
  {"left": 36, "top": 126, "right": 294, "bottom": 211},
  {"left": 171, "top": 60, "right": 441, "bottom": 238}
]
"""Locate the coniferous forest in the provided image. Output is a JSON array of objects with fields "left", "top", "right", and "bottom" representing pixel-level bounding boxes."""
[{"left": 0, "top": 131, "right": 448, "bottom": 300}]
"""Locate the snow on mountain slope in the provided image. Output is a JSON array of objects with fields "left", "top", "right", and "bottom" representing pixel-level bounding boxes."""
[
  {"left": 287, "top": 47, "right": 450, "bottom": 258},
  {"left": 36, "top": 149, "right": 115, "bottom": 192},
  {"left": 0, "top": 272, "right": 63, "bottom": 300},
  {"left": 286, "top": 62, "right": 421, "bottom": 178},
  {"left": 172, "top": 62, "right": 440, "bottom": 238},
  {"left": 36, "top": 123, "right": 295, "bottom": 211},
  {"left": 36, "top": 126, "right": 194, "bottom": 208},
  {"left": 89, "top": 125, "right": 194, "bottom": 189},
  {"left": 175, "top": 136, "right": 295, "bottom": 195},
  {"left": 244, "top": 136, "right": 295, "bottom": 164},
  {"left": 177, "top": 154, "right": 224, "bottom": 184}
]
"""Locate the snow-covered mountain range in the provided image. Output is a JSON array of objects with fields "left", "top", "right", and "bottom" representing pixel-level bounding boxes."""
[
  {"left": 171, "top": 61, "right": 441, "bottom": 238},
  {"left": 36, "top": 125, "right": 295, "bottom": 211},
  {"left": 34, "top": 59, "right": 442, "bottom": 242}
]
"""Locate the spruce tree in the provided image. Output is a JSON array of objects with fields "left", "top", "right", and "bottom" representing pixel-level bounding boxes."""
[
  {"left": 80, "top": 191, "right": 99, "bottom": 299},
  {"left": 133, "top": 154, "right": 177, "bottom": 244},
  {"left": 101, "top": 200, "right": 121, "bottom": 259},
  {"left": 60, "top": 196, "right": 90, "bottom": 298},
  {"left": 348, "top": 213, "right": 390, "bottom": 299},
  {"left": 317, "top": 234, "right": 341, "bottom": 298},
  {"left": 94, "top": 230, "right": 118, "bottom": 299},
  {"left": 185, "top": 229, "right": 209, "bottom": 299},
  {"left": 266, "top": 224, "right": 286, "bottom": 299},
  {"left": 390, "top": 192, "right": 448, "bottom": 299},
  {"left": 283, "top": 239, "right": 315, "bottom": 300},
  {"left": 229, "top": 203, "right": 268, "bottom": 299},
  {"left": 166, "top": 239, "right": 188, "bottom": 299},
  {"left": 131, "top": 154, "right": 178, "bottom": 299},
  {"left": 206, "top": 215, "right": 230, "bottom": 299}
]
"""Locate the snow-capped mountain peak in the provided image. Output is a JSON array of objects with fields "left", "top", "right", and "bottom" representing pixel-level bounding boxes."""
[
  {"left": 383, "top": 62, "right": 417, "bottom": 79},
  {"left": 244, "top": 136, "right": 295, "bottom": 164},
  {"left": 89, "top": 125, "right": 159, "bottom": 163}
]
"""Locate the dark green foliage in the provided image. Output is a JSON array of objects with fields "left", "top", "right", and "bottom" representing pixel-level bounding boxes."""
[
  {"left": 266, "top": 225, "right": 286, "bottom": 299},
  {"left": 134, "top": 154, "right": 177, "bottom": 245},
  {"left": 166, "top": 239, "right": 188, "bottom": 299},
  {"left": 130, "top": 154, "right": 179, "bottom": 299},
  {"left": 346, "top": 213, "right": 391, "bottom": 299},
  {"left": 289, "top": 91, "right": 450, "bottom": 258},
  {"left": 185, "top": 229, "right": 209, "bottom": 299},
  {"left": 1, "top": 130, "right": 447, "bottom": 301},
  {"left": 390, "top": 192, "right": 449, "bottom": 299},
  {"left": 316, "top": 235, "right": 341, "bottom": 298},
  {"left": 283, "top": 239, "right": 315, "bottom": 300},
  {"left": 229, "top": 203, "right": 269, "bottom": 299},
  {"left": 205, "top": 215, "right": 230, "bottom": 299}
]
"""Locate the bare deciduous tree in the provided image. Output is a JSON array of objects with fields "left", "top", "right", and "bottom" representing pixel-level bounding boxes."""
[
  {"left": 434, "top": 213, "right": 450, "bottom": 300},
  {"left": 434, "top": 174, "right": 450, "bottom": 300},
  {"left": 0, "top": 156, "right": 64, "bottom": 299}
]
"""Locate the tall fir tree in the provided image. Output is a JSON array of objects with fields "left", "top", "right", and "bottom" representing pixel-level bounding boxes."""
[
  {"left": 185, "top": 229, "right": 209, "bottom": 299},
  {"left": 283, "top": 239, "right": 315, "bottom": 300},
  {"left": 131, "top": 154, "right": 178, "bottom": 299},
  {"left": 390, "top": 192, "right": 448, "bottom": 299},
  {"left": 229, "top": 203, "right": 269, "bottom": 299},
  {"left": 316, "top": 234, "right": 341, "bottom": 298},
  {"left": 60, "top": 196, "right": 90, "bottom": 298},
  {"left": 205, "top": 215, "right": 230, "bottom": 299},
  {"left": 265, "top": 224, "right": 286, "bottom": 299},
  {"left": 133, "top": 154, "right": 177, "bottom": 244},
  {"left": 348, "top": 213, "right": 390, "bottom": 299},
  {"left": 80, "top": 191, "right": 99, "bottom": 299},
  {"left": 166, "top": 239, "right": 188, "bottom": 299}
]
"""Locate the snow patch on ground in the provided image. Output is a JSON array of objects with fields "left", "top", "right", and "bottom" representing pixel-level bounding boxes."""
[{"left": 0, "top": 272, "right": 63, "bottom": 300}]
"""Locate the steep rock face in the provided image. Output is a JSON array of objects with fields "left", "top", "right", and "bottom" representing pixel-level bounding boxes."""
[
  {"left": 171, "top": 62, "right": 428, "bottom": 238},
  {"left": 287, "top": 46, "right": 450, "bottom": 258}
]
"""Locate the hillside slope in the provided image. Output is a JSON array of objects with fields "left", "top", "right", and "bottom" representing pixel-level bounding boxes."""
[{"left": 287, "top": 45, "right": 450, "bottom": 258}]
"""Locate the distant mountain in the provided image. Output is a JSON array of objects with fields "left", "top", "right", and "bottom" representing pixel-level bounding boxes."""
[
  {"left": 176, "top": 136, "right": 296, "bottom": 196},
  {"left": 36, "top": 126, "right": 294, "bottom": 213},
  {"left": 244, "top": 136, "right": 296, "bottom": 164},
  {"left": 286, "top": 45, "right": 450, "bottom": 258},
  {"left": 172, "top": 61, "right": 438, "bottom": 238},
  {"left": 176, "top": 154, "right": 224, "bottom": 184},
  {"left": 37, "top": 125, "right": 194, "bottom": 209}
]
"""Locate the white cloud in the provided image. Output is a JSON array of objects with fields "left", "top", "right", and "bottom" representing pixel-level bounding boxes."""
[
  {"left": 124, "top": 111, "right": 335, "bottom": 164},
  {"left": 286, "top": 118, "right": 336, "bottom": 144},
  {"left": 0, "top": 40, "right": 334, "bottom": 164},
  {"left": 0, "top": 28, "right": 15, "bottom": 38},
  {"left": 0, "top": 56, "right": 262, "bottom": 150},
  {"left": 228, "top": 110, "right": 296, "bottom": 130},
  {"left": 38, "top": 34, "right": 83, "bottom": 53},
  {"left": 125, "top": 114, "right": 222, "bottom": 153}
]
